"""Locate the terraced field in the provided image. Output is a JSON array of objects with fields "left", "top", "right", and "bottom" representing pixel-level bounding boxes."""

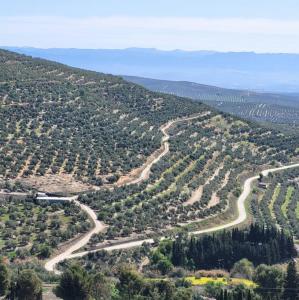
[
  {"left": 1, "top": 50, "right": 299, "bottom": 266},
  {"left": 80, "top": 112, "right": 297, "bottom": 246},
  {"left": 250, "top": 167, "right": 299, "bottom": 238}
]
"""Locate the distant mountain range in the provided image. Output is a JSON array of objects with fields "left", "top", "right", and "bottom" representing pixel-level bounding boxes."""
[{"left": 3, "top": 47, "right": 299, "bottom": 93}]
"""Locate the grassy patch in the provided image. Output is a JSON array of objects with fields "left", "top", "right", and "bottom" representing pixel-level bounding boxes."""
[
  {"left": 269, "top": 184, "right": 280, "bottom": 219},
  {"left": 0, "top": 214, "right": 10, "bottom": 222},
  {"left": 281, "top": 186, "right": 294, "bottom": 218},
  {"left": 296, "top": 202, "right": 299, "bottom": 219}
]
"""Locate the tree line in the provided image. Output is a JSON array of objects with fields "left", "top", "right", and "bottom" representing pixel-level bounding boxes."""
[{"left": 156, "top": 224, "right": 296, "bottom": 270}]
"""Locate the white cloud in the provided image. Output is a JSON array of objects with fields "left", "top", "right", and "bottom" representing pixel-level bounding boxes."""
[{"left": 1, "top": 16, "right": 299, "bottom": 52}]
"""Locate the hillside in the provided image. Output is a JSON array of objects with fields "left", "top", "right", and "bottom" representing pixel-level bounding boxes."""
[
  {"left": 0, "top": 49, "right": 299, "bottom": 270},
  {"left": 125, "top": 76, "right": 299, "bottom": 126},
  {"left": 4, "top": 47, "right": 299, "bottom": 93},
  {"left": 0, "top": 49, "right": 205, "bottom": 193},
  {"left": 0, "top": 49, "right": 298, "bottom": 197}
]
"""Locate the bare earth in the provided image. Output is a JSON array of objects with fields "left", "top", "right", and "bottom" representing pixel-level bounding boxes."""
[
  {"left": 207, "top": 171, "right": 230, "bottom": 208},
  {"left": 18, "top": 174, "right": 96, "bottom": 194},
  {"left": 184, "top": 155, "right": 222, "bottom": 206}
]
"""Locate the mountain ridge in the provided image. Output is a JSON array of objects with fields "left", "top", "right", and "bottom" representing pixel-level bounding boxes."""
[{"left": 3, "top": 46, "right": 299, "bottom": 93}]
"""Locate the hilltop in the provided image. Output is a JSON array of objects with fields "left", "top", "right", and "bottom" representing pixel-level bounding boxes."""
[{"left": 5, "top": 47, "right": 299, "bottom": 127}]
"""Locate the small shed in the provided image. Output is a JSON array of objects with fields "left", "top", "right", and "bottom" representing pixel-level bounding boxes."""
[{"left": 258, "top": 182, "right": 268, "bottom": 189}]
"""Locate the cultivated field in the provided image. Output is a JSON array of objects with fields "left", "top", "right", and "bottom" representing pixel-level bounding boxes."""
[{"left": 250, "top": 167, "right": 299, "bottom": 238}]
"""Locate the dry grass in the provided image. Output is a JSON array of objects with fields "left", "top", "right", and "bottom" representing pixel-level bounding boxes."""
[{"left": 17, "top": 173, "right": 95, "bottom": 194}]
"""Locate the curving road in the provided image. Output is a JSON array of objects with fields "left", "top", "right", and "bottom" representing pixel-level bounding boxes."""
[
  {"left": 44, "top": 197, "right": 106, "bottom": 274},
  {"left": 129, "top": 112, "right": 210, "bottom": 184},
  {"left": 45, "top": 160, "right": 299, "bottom": 273},
  {"left": 44, "top": 113, "right": 208, "bottom": 273},
  {"left": 4, "top": 111, "right": 297, "bottom": 274},
  {"left": 63, "top": 163, "right": 299, "bottom": 261}
]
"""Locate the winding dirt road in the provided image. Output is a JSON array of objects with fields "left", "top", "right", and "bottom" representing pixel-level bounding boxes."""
[
  {"left": 7, "top": 110, "right": 298, "bottom": 274},
  {"left": 44, "top": 113, "right": 208, "bottom": 273},
  {"left": 44, "top": 197, "right": 106, "bottom": 274},
  {"left": 59, "top": 163, "right": 299, "bottom": 264},
  {"left": 129, "top": 112, "right": 210, "bottom": 184}
]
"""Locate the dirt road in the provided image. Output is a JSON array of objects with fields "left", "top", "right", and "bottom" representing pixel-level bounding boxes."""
[
  {"left": 63, "top": 163, "right": 299, "bottom": 262},
  {"left": 44, "top": 112, "right": 208, "bottom": 273},
  {"left": 130, "top": 112, "right": 210, "bottom": 184},
  {"left": 44, "top": 197, "right": 106, "bottom": 274}
]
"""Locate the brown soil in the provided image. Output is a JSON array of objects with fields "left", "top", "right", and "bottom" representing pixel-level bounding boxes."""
[
  {"left": 183, "top": 152, "right": 220, "bottom": 206},
  {"left": 116, "top": 147, "right": 164, "bottom": 186},
  {"left": 17, "top": 173, "right": 96, "bottom": 194},
  {"left": 207, "top": 171, "right": 230, "bottom": 208},
  {"left": 185, "top": 186, "right": 203, "bottom": 206}
]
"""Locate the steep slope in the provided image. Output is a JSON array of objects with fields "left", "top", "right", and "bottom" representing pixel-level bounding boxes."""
[{"left": 0, "top": 49, "right": 205, "bottom": 193}]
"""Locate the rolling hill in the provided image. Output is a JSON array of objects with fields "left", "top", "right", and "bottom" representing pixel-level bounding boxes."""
[
  {"left": 0, "top": 49, "right": 205, "bottom": 193},
  {"left": 124, "top": 76, "right": 299, "bottom": 126},
  {"left": 1, "top": 49, "right": 299, "bottom": 263},
  {"left": 5, "top": 47, "right": 299, "bottom": 127}
]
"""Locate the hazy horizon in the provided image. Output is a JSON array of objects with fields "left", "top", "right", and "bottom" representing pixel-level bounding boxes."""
[
  {"left": 6, "top": 46, "right": 299, "bottom": 93},
  {"left": 3, "top": 46, "right": 299, "bottom": 55}
]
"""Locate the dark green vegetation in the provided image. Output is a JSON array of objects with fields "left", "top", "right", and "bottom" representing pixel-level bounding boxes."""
[
  {"left": 2, "top": 254, "right": 298, "bottom": 299},
  {"left": 64, "top": 225, "right": 299, "bottom": 299},
  {"left": 125, "top": 76, "right": 299, "bottom": 126},
  {"left": 250, "top": 167, "right": 299, "bottom": 238},
  {"left": 55, "top": 264, "right": 194, "bottom": 300},
  {"left": 0, "top": 260, "right": 193, "bottom": 300},
  {"left": 0, "top": 49, "right": 203, "bottom": 190},
  {"left": 215, "top": 261, "right": 299, "bottom": 300},
  {"left": 1, "top": 49, "right": 299, "bottom": 300},
  {"left": 282, "top": 260, "right": 299, "bottom": 300},
  {"left": 0, "top": 198, "right": 90, "bottom": 260},
  {"left": 0, "top": 260, "right": 43, "bottom": 300},
  {"left": 151, "top": 225, "right": 296, "bottom": 271}
]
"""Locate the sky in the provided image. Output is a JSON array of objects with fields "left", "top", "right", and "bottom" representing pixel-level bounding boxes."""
[{"left": 1, "top": 0, "right": 299, "bottom": 53}]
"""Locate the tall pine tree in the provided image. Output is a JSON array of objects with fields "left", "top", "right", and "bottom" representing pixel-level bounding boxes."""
[{"left": 282, "top": 260, "right": 299, "bottom": 300}]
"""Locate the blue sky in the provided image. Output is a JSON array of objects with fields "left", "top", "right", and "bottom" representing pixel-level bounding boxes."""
[{"left": 1, "top": 0, "right": 299, "bottom": 52}]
